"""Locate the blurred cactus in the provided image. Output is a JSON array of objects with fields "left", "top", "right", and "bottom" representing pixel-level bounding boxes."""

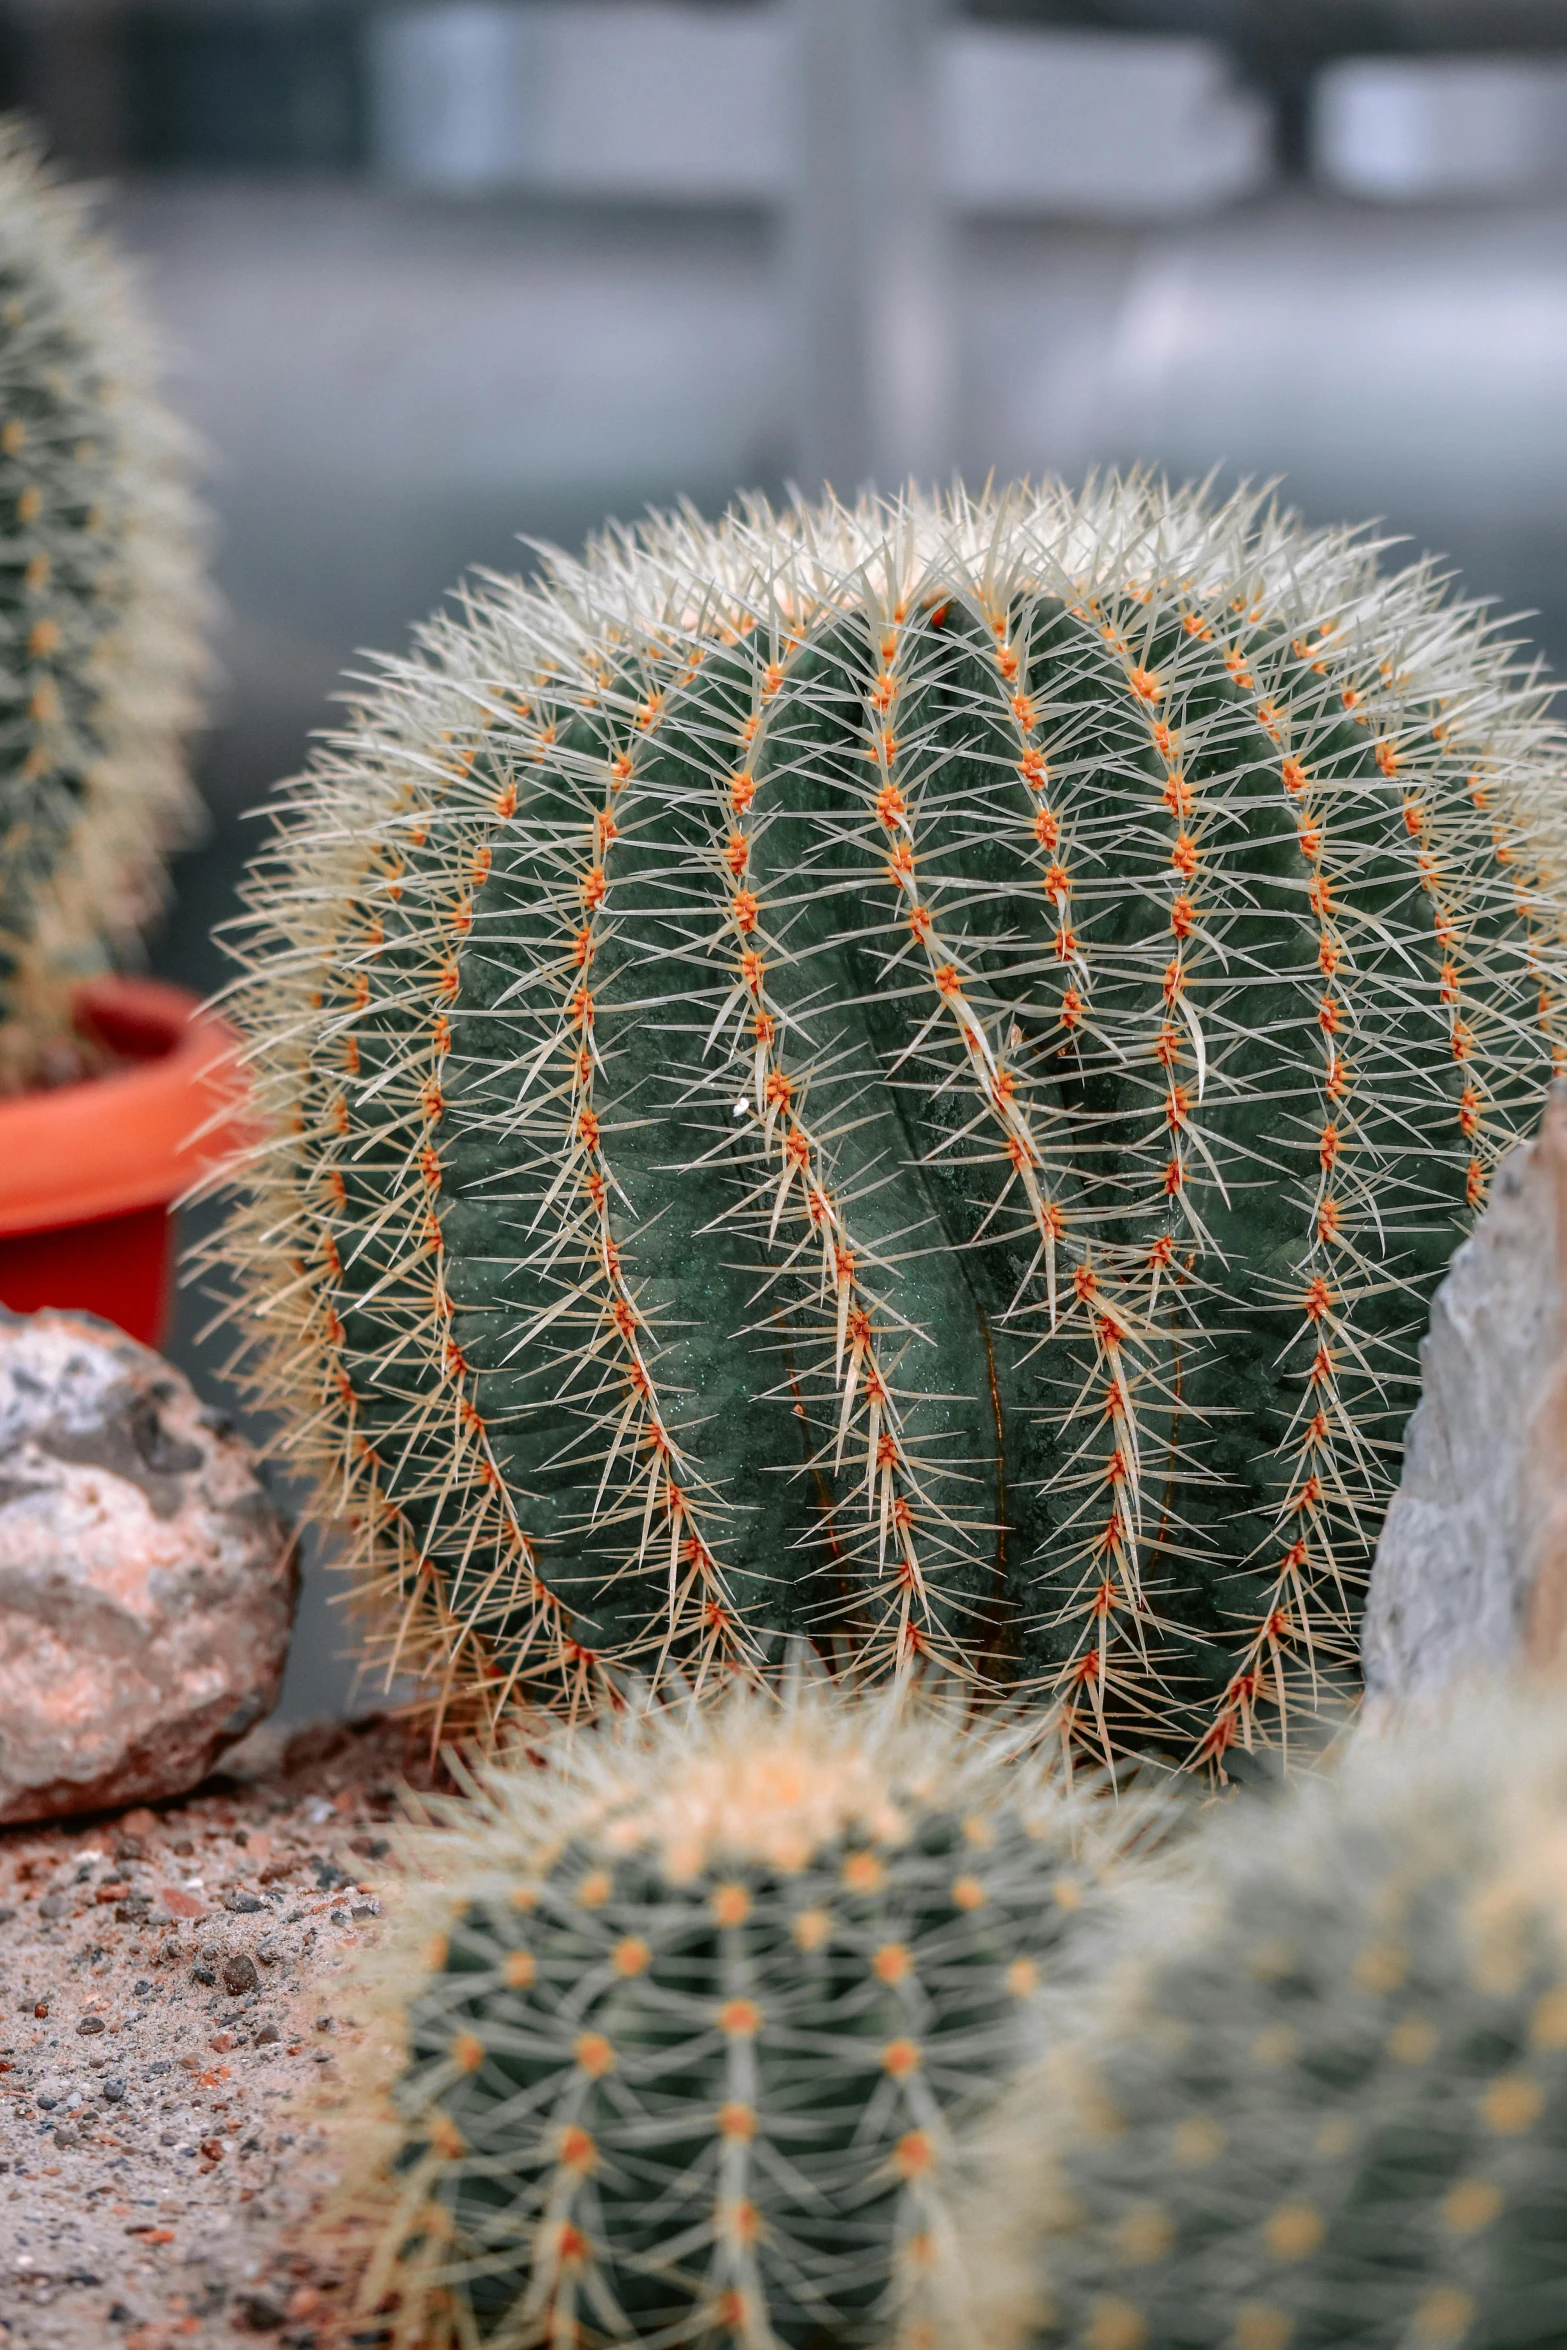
[
  {"left": 0, "top": 117, "right": 206, "bottom": 1092},
  {"left": 217, "top": 478, "right": 1567, "bottom": 1762},
  {"left": 954, "top": 1690, "right": 1567, "bottom": 2350},
  {"left": 335, "top": 1682, "right": 1161, "bottom": 2350}
]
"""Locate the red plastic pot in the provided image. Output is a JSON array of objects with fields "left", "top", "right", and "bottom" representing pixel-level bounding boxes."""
[{"left": 0, "top": 975, "right": 248, "bottom": 1347}]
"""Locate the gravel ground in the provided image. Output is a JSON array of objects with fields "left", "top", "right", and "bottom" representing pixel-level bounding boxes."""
[{"left": 0, "top": 1719, "right": 435, "bottom": 2350}]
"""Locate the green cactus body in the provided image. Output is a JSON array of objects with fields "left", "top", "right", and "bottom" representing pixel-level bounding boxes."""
[
  {"left": 220, "top": 480, "right": 1567, "bottom": 1760},
  {"left": 0, "top": 117, "right": 206, "bottom": 1089},
  {"left": 338, "top": 1686, "right": 1148, "bottom": 2350},
  {"left": 954, "top": 1694, "right": 1567, "bottom": 2350}
]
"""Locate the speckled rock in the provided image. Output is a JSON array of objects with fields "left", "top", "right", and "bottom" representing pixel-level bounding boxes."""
[
  {"left": 1363, "top": 1081, "right": 1567, "bottom": 1705},
  {"left": 0, "top": 1308, "right": 297, "bottom": 1824}
]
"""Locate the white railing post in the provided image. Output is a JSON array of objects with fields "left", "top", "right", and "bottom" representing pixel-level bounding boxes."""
[{"left": 786, "top": 0, "right": 951, "bottom": 503}]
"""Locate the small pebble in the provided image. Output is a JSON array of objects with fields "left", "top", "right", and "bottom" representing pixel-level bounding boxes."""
[
  {"left": 236, "top": 2289, "right": 287, "bottom": 2330},
  {"left": 222, "top": 1952, "right": 260, "bottom": 1997},
  {"left": 76, "top": 2014, "right": 106, "bottom": 2036}
]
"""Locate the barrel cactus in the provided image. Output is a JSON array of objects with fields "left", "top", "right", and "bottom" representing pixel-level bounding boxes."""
[
  {"left": 218, "top": 477, "right": 1567, "bottom": 1761},
  {"left": 333, "top": 1681, "right": 1162, "bottom": 2350},
  {"left": 952, "top": 1689, "right": 1567, "bottom": 2350},
  {"left": 0, "top": 116, "right": 206, "bottom": 1092}
]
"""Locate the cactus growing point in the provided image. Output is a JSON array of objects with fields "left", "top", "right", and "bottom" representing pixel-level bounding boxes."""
[
  {"left": 331, "top": 1681, "right": 1159, "bottom": 2350},
  {"left": 216, "top": 477, "right": 1567, "bottom": 1762},
  {"left": 0, "top": 117, "right": 206, "bottom": 1091}
]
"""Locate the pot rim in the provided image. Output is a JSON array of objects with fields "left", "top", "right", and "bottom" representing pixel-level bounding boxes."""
[{"left": 0, "top": 975, "right": 245, "bottom": 1237}]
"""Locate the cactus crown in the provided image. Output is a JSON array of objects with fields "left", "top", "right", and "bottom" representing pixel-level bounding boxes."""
[
  {"left": 953, "top": 1690, "right": 1567, "bottom": 2350},
  {"left": 217, "top": 475, "right": 1567, "bottom": 1762},
  {"left": 0, "top": 116, "right": 206, "bottom": 1090},
  {"left": 332, "top": 1681, "right": 1159, "bottom": 2350}
]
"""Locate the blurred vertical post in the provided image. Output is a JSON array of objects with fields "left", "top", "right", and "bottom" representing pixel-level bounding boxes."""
[{"left": 787, "top": 0, "right": 951, "bottom": 503}]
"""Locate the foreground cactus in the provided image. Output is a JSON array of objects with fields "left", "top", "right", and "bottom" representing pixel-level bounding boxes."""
[
  {"left": 0, "top": 117, "right": 206, "bottom": 1091},
  {"left": 954, "top": 1689, "right": 1567, "bottom": 2350},
  {"left": 219, "top": 477, "right": 1567, "bottom": 1760},
  {"left": 334, "top": 1682, "right": 1158, "bottom": 2350}
]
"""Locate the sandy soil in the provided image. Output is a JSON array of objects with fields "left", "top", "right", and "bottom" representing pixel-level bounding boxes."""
[{"left": 0, "top": 1718, "right": 434, "bottom": 2350}]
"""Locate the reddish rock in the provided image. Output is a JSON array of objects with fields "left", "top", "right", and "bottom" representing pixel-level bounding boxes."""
[
  {"left": 156, "top": 1884, "right": 208, "bottom": 1919},
  {"left": 0, "top": 1307, "right": 297, "bottom": 1823}
]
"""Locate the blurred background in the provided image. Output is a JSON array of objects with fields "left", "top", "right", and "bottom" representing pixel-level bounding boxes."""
[{"left": 11, "top": 0, "right": 1566, "bottom": 1718}]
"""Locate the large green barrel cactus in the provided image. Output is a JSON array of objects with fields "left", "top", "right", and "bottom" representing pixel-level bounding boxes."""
[
  {"left": 953, "top": 1690, "right": 1567, "bottom": 2350},
  {"left": 333, "top": 1682, "right": 1161, "bottom": 2350},
  {"left": 220, "top": 479, "right": 1567, "bottom": 1760},
  {"left": 0, "top": 117, "right": 206, "bottom": 1091}
]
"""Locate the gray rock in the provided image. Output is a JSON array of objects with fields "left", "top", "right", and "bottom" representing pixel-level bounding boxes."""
[
  {"left": 1363, "top": 1082, "right": 1567, "bottom": 1704},
  {"left": 0, "top": 1308, "right": 298, "bottom": 1824}
]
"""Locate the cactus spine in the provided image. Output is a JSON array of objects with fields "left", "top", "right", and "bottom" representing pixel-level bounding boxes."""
[
  {"left": 0, "top": 117, "right": 206, "bottom": 1090},
  {"left": 952, "top": 1691, "right": 1567, "bottom": 2350},
  {"left": 333, "top": 1684, "right": 1156, "bottom": 2350},
  {"left": 218, "top": 478, "right": 1567, "bottom": 1761}
]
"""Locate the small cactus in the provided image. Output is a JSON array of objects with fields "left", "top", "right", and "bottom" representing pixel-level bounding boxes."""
[
  {"left": 0, "top": 117, "right": 206, "bottom": 1091},
  {"left": 333, "top": 1682, "right": 1160, "bottom": 2350},
  {"left": 953, "top": 1690, "right": 1567, "bottom": 2350},
  {"left": 216, "top": 477, "right": 1567, "bottom": 1761}
]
